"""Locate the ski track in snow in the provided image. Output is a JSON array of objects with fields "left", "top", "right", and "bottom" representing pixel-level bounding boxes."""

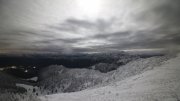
[{"left": 40, "top": 54, "right": 180, "bottom": 101}]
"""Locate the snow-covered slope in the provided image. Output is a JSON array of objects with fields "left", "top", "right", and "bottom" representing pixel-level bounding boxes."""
[
  {"left": 38, "top": 65, "right": 108, "bottom": 94},
  {"left": 40, "top": 54, "right": 180, "bottom": 101},
  {"left": 38, "top": 55, "right": 168, "bottom": 95}
]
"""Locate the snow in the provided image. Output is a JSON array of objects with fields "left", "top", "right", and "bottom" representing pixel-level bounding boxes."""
[
  {"left": 26, "top": 77, "right": 38, "bottom": 82},
  {"left": 24, "top": 69, "right": 28, "bottom": 73},
  {"left": 0, "top": 68, "right": 4, "bottom": 71},
  {"left": 16, "top": 83, "right": 38, "bottom": 93},
  {"left": 16, "top": 84, "right": 34, "bottom": 90},
  {"left": 11, "top": 66, "right": 17, "bottom": 69},
  {"left": 40, "top": 54, "right": 180, "bottom": 101}
]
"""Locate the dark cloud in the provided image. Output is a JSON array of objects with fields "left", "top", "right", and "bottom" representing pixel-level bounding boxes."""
[
  {"left": 155, "top": 0, "right": 180, "bottom": 26},
  {"left": 92, "top": 31, "right": 131, "bottom": 39},
  {"left": 137, "top": 0, "right": 180, "bottom": 29},
  {"left": 83, "top": 29, "right": 180, "bottom": 51},
  {"left": 48, "top": 18, "right": 116, "bottom": 33},
  {"left": 130, "top": 0, "right": 180, "bottom": 49}
]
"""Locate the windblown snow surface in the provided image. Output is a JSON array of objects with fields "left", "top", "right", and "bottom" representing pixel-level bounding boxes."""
[{"left": 40, "top": 54, "right": 180, "bottom": 101}]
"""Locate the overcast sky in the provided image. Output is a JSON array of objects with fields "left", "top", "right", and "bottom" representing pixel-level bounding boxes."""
[{"left": 0, "top": 0, "right": 180, "bottom": 54}]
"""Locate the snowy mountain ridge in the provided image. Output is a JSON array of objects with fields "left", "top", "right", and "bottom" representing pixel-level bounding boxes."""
[
  {"left": 39, "top": 54, "right": 180, "bottom": 101},
  {"left": 38, "top": 55, "right": 170, "bottom": 96}
]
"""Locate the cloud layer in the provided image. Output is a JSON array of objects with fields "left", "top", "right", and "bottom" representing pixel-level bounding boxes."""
[{"left": 0, "top": 0, "right": 180, "bottom": 54}]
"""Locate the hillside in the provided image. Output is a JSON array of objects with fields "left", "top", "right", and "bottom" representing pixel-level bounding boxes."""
[
  {"left": 40, "top": 54, "right": 180, "bottom": 101},
  {"left": 38, "top": 55, "right": 167, "bottom": 95}
]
